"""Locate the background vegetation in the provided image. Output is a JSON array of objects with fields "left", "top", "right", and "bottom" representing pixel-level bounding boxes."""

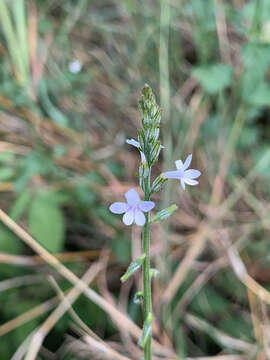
[{"left": 0, "top": 0, "right": 270, "bottom": 358}]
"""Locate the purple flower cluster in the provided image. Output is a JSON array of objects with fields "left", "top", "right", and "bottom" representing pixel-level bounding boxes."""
[{"left": 109, "top": 140, "right": 201, "bottom": 226}]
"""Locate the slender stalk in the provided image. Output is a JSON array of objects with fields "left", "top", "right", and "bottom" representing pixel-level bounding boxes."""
[{"left": 142, "top": 172, "right": 152, "bottom": 360}]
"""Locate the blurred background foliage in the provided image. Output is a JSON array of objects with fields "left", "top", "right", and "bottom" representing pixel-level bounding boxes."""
[{"left": 1, "top": 0, "right": 270, "bottom": 359}]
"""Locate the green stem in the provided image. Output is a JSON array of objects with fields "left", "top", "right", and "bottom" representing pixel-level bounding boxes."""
[{"left": 142, "top": 173, "right": 152, "bottom": 360}]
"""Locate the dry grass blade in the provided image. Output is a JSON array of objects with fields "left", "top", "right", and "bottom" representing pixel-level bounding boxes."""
[
  {"left": 247, "top": 288, "right": 265, "bottom": 359},
  {"left": 227, "top": 244, "right": 270, "bottom": 306},
  {"left": 0, "top": 250, "right": 102, "bottom": 266},
  {"left": 0, "top": 274, "right": 45, "bottom": 292}
]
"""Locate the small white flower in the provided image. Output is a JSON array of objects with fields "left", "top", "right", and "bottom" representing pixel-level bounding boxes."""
[
  {"left": 69, "top": 60, "right": 82, "bottom": 74},
  {"left": 162, "top": 154, "right": 201, "bottom": 190},
  {"left": 109, "top": 189, "right": 155, "bottom": 226}
]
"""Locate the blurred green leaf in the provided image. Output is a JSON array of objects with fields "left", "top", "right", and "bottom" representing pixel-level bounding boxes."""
[
  {"left": 239, "top": 127, "right": 259, "bottom": 148},
  {"left": 0, "top": 153, "right": 15, "bottom": 163},
  {"left": 242, "top": 42, "right": 270, "bottom": 71},
  {"left": 0, "top": 168, "right": 14, "bottom": 181},
  {"left": 218, "top": 315, "right": 253, "bottom": 341},
  {"left": 105, "top": 160, "right": 125, "bottom": 178},
  {"left": 193, "top": 64, "right": 233, "bottom": 94},
  {"left": 248, "top": 82, "right": 270, "bottom": 106},
  {"left": 95, "top": 205, "right": 118, "bottom": 227},
  {"left": 9, "top": 189, "right": 32, "bottom": 221},
  {"left": 85, "top": 171, "right": 106, "bottom": 184},
  {"left": 75, "top": 185, "right": 97, "bottom": 206},
  {"left": 241, "top": 42, "right": 270, "bottom": 104},
  {"left": 15, "top": 151, "right": 54, "bottom": 191},
  {"left": 28, "top": 192, "right": 65, "bottom": 253}
]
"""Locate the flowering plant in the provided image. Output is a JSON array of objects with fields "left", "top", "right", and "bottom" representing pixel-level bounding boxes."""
[{"left": 109, "top": 85, "right": 200, "bottom": 360}]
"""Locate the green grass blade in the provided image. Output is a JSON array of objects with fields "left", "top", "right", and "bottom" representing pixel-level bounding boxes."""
[
  {"left": 12, "top": 0, "right": 29, "bottom": 81},
  {"left": 0, "top": 0, "right": 27, "bottom": 84}
]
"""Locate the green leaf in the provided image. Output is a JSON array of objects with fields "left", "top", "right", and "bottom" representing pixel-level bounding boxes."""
[
  {"left": 0, "top": 223, "right": 22, "bottom": 254},
  {"left": 75, "top": 185, "right": 97, "bottom": 207},
  {"left": 28, "top": 193, "right": 65, "bottom": 253},
  {"left": 138, "top": 312, "right": 153, "bottom": 348},
  {"left": 241, "top": 43, "right": 270, "bottom": 103},
  {"left": 0, "top": 168, "right": 14, "bottom": 181},
  {"left": 120, "top": 254, "right": 146, "bottom": 283},
  {"left": 247, "top": 82, "right": 270, "bottom": 106},
  {"left": 15, "top": 151, "right": 54, "bottom": 191},
  {"left": 150, "top": 204, "right": 178, "bottom": 223},
  {"left": 242, "top": 42, "right": 270, "bottom": 73},
  {"left": 193, "top": 64, "right": 233, "bottom": 94}
]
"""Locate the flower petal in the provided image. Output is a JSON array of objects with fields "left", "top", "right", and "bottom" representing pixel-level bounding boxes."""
[
  {"left": 134, "top": 210, "right": 145, "bottom": 226},
  {"left": 109, "top": 202, "right": 128, "bottom": 214},
  {"left": 126, "top": 138, "right": 140, "bottom": 148},
  {"left": 184, "top": 179, "right": 199, "bottom": 186},
  {"left": 183, "top": 154, "right": 192, "bottom": 170},
  {"left": 175, "top": 159, "right": 184, "bottom": 170},
  {"left": 139, "top": 201, "right": 155, "bottom": 212},
  {"left": 125, "top": 189, "right": 140, "bottom": 205},
  {"left": 140, "top": 151, "right": 146, "bottom": 163},
  {"left": 162, "top": 170, "right": 183, "bottom": 179},
  {"left": 123, "top": 210, "right": 134, "bottom": 226},
  {"left": 184, "top": 169, "right": 201, "bottom": 179},
  {"left": 180, "top": 179, "right": 186, "bottom": 190}
]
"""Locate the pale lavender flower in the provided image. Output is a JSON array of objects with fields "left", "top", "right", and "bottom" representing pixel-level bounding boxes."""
[
  {"left": 69, "top": 60, "right": 82, "bottom": 73},
  {"left": 109, "top": 189, "right": 155, "bottom": 226},
  {"left": 126, "top": 138, "right": 164, "bottom": 163},
  {"left": 162, "top": 154, "right": 201, "bottom": 190}
]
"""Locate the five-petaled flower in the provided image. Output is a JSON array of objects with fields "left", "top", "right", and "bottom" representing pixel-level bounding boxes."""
[
  {"left": 126, "top": 138, "right": 164, "bottom": 163},
  {"left": 162, "top": 154, "right": 201, "bottom": 190},
  {"left": 109, "top": 189, "right": 155, "bottom": 226}
]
